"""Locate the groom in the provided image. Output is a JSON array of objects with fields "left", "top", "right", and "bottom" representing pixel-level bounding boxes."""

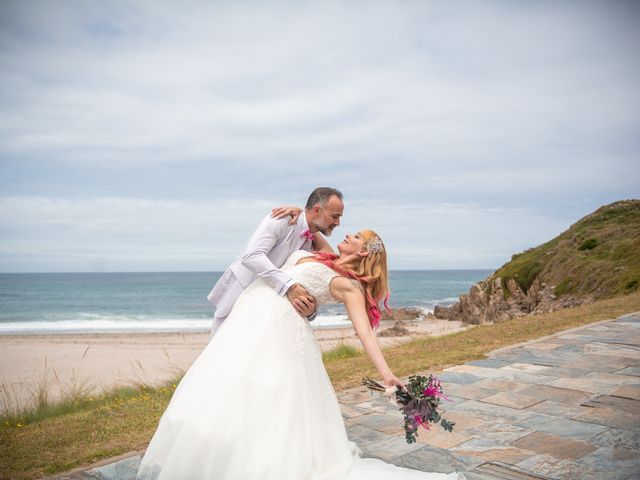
[{"left": 207, "top": 187, "right": 344, "bottom": 338}]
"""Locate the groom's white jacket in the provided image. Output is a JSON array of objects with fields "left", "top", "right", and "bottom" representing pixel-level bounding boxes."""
[{"left": 207, "top": 213, "right": 314, "bottom": 321}]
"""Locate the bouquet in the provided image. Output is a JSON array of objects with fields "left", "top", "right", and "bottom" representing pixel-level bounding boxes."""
[{"left": 361, "top": 374, "right": 455, "bottom": 444}]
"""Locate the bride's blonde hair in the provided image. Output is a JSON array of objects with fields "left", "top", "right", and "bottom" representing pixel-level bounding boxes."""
[
  {"left": 352, "top": 230, "right": 389, "bottom": 318},
  {"left": 313, "top": 229, "right": 390, "bottom": 329}
]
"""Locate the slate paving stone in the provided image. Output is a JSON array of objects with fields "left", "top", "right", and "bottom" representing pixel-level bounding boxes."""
[
  {"left": 547, "top": 377, "right": 622, "bottom": 394},
  {"left": 611, "top": 384, "right": 640, "bottom": 400},
  {"left": 524, "top": 399, "right": 592, "bottom": 418},
  {"left": 552, "top": 344, "right": 584, "bottom": 354},
  {"left": 492, "top": 352, "right": 563, "bottom": 367},
  {"left": 515, "top": 384, "right": 595, "bottom": 405},
  {"left": 590, "top": 427, "right": 640, "bottom": 451},
  {"left": 466, "top": 358, "right": 515, "bottom": 368},
  {"left": 392, "top": 444, "right": 484, "bottom": 474},
  {"left": 480, "top": 391, "right": 544, "bottom": 410},
  {"left": 90, "top": 456, "right": 141, "bottom": 480},
  {"left": 447, "top": 365, "right": 522, "bottom": 381},
  {"left": 442, "top": 383, "right": 497, "bottom": 401},
  {"left": 341, "top": 404, "right": 365, "bottom": 419},
  {"left": 442, "top": 394, "right": 468, "bottom": 406},
  {"left": 614, "top": 366, "right": 640, "bottom": 376},
  {"left": 437, "top": 371, "right": 481, "bottom": 384},
  {"left": 463, "top": 421, "right": 534, "bottom": 444},
  {"left": 439, "top": 411, "right": 487, "bottom": 432},
  {"left": 562, "top": 358, "right": 630, "bottom": 373},
  {"left": 444, "top": 399, "right": 536, "bottom": 424},
  {"left": 524, "top": 366, "right": 591, "bottom": 378},
  {"left": 464, "top": 370, "right": 560, "bottom": 386},
  {"left": 463, "top": 462, "right": 551, "bottom": 479},
  {"left": 516, "top": 413, "right": 608, "bottom": 439},
  {"left": 354, "top": 397, "right": 403, "bottom": 417},
  {"left": 575, "top": 446, "right": 639, "bottom": 480},
  {"left": 453, "top": 440, "right": 536, "bottom": 465},
  {"left": 349, "top": 412, "right": 405, "bottom": 435},
  {"left": 336, "top": 389, "right": 372, "bottom": 404},
  {"left": 556, "top": 333, "right": 601, "bottom": 342},
  {"left": 473, "top": 378, "right": 531, "bottom": 393},
  {"left": 524, "top": 342, "right": 564, "bottom": 351},
  {"left": 79, "top": 473, "right": 108, "bottom": 479},
  {"left": 572, "top": 405, "right": 640, "bottom": 430},
  {"left": 346, "top": 424, "right": 390, "bottom": 446},
  {"left": 511, "top": 431, "right": 597, "bottom": 461},
  {"left": 357, "top": 433, "right": 425, "bottom": 460},
  {"left": 516, "top": 453, "right": 611, "bottom": 480},
  {"left": 581, "top": 393, "right": 640, "bottom": 414},
  {"left": 585, "top": 342, "right": 640, "bottom": 359},
  {"left": 413, "top": 427, "right": 471, "bottom": 449},
  {"left": 583, "top": 371, "right": 640, "bottom": 386},
  {"left": 500, "top": 363, "right": 555, "bottom": 374}
]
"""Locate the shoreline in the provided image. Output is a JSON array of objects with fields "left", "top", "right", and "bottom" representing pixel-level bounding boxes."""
[{"left": 0, "top": 318, "right": 468, "bottom": 413}]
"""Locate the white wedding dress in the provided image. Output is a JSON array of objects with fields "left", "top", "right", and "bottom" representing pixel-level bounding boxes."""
[{"left": 137, "top": 251, "right": 465, "bottom": 480}]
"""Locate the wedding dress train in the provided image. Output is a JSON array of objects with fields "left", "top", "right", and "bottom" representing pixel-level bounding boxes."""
[{"left": 137, "top": 251, "right": 465, "bottom": 479}]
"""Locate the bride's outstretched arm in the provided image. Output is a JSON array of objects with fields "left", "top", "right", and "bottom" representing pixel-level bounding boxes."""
[{"left": 329, "top": 277, "right": 404, "bottom": 390}]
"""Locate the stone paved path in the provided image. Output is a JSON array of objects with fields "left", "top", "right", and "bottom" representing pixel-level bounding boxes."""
[{"left": 50, "top": 312, "right": 640, "bottom": 480}]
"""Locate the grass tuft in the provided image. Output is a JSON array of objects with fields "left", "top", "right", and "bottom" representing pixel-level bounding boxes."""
[{"left": 322, "top": 342, "right": 361, "bottom": 362}]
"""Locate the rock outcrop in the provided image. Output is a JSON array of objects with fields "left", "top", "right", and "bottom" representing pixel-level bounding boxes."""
[
  {"left": 380, "top": 307, "right": 424, "bottom": 321},
  {"left": 378, "top": 321, "right": 412, "bottom": 337},
  {"left": 433, "top": 277, "right": 590, "bottom": 325}
]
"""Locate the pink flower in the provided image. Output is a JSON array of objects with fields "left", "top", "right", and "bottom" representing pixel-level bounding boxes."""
[
  {"left": 414, "top": 415, "right": 431, "bottom": 430},
  {"left": 423, "top": 386, "right": 439, "bottom": 398}
]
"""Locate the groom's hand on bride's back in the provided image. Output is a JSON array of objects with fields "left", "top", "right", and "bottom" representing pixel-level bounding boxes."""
[{"left": 286, "top": 284, "right": 317, "bottom": 318}]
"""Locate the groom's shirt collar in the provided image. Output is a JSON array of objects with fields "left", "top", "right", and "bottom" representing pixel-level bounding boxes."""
[{"left": 300, "top": 211, "right": 310, "bottom": 232}]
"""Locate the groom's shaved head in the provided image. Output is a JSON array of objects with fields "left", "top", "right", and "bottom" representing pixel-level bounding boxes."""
[
  {"left": 305, "top": 187, "right": 343, "bottom": 210},
  {"left": 305, "top": 187, "right": 344, "bottom": 236}
]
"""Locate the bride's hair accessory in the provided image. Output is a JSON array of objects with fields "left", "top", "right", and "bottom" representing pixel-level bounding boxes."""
[{"left": 366, "top": 237, "right": 384, "bottom": 254}]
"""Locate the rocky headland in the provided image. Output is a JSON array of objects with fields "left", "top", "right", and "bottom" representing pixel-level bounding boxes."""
[{"left": 433, "top": 199, "right": 640, "bottom": 325}]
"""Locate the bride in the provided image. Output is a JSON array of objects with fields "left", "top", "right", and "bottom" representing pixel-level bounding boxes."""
[{"left": 137, "top": 230, "right": 465, "bottom": 479}]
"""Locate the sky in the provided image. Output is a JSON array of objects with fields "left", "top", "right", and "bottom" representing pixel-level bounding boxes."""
[{"left": 0, "top": 0, "right": 638, "bottom": 272}]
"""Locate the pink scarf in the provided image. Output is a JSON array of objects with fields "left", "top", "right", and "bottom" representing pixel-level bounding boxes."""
[{"left": 312, "top": 252, "right": 390, "bottom": 329}]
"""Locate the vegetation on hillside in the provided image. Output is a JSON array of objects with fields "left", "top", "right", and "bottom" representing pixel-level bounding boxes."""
[{"left": 491, "top": 199, "right": 640, "bottom": 299}]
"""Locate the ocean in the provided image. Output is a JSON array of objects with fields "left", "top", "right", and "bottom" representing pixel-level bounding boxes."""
[{"left": 0, "top": 270, "right": 491, "bottom": 334}]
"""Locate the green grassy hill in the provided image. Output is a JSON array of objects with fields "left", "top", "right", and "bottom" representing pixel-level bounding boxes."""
[{"left": 492, "top": 199, "right": 640, "bottom": 300}]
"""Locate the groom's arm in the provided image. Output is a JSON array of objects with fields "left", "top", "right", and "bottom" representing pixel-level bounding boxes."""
[{"left": 240, "top": 215, "right": 295, "bottom": 295}]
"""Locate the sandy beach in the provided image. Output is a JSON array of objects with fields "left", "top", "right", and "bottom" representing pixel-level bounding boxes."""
[{"left": 0, "top": 318, "right": 468, "bottom": 412}]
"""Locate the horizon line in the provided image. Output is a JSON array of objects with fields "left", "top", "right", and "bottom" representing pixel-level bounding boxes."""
[{"left": 0, "top": 268, "right": 497, "bottom": 274}]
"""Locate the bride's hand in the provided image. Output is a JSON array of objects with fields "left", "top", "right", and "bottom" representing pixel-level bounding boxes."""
[
  {"left": 271, "top": 206, "right": 302, "bottom": 225},
  {"left": 383, "top": 373, "right": 405, "bottom": 393}
]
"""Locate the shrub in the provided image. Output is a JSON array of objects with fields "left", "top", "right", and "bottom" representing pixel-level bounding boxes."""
[
  {"left": 578, "top": 238, "right": 598, "bottom": 251},
  {"left": 625, "top": 279, "right": 639, "bottom": 293},
  {"left": 554, "top": 278, "right": 574, "bottom": 296}
]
